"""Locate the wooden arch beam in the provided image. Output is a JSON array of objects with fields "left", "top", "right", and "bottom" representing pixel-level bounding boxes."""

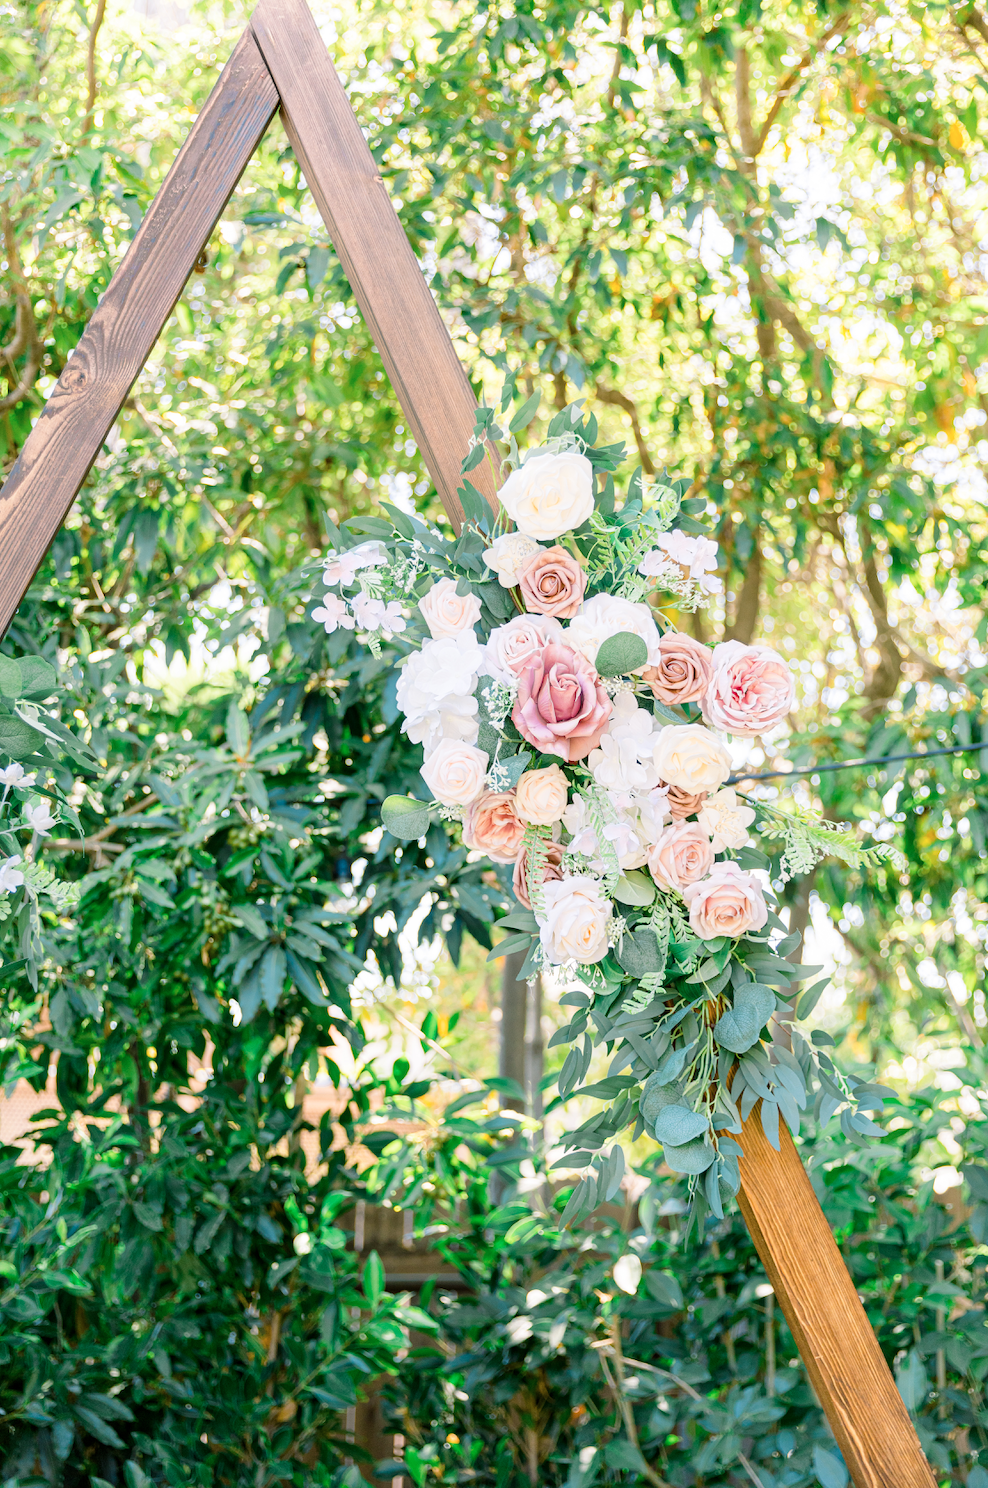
[{"left": 0, "top": 8, "right": 936, "bottom": 1487}]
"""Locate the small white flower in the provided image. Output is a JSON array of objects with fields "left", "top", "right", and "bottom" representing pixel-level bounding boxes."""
[
  {"left": 322, "top": 541, "right": 388, "bottom": 588},
  {"left": 350, "top": 593, "right": 402, "bottom": 634},
  {"left": 24, "top": 801, "right": 56, "bottom": 837},
  {"left": 311, "top": 596, "right": 356, "bottom": 635},
  {"left": 656, "top": 530, "right": 720, "bottom": 592},
  {"left": 0, "top": 764, "right": 31, "bottom": 788},
  {"left": 589, "top": 734, "right": 654, "bottom": 795},
  {"left": 0, "top": 854, "right": 24, "bottom": 893},
  {"left": 483, "top": 532, "right": 543, "bottom": 587}
]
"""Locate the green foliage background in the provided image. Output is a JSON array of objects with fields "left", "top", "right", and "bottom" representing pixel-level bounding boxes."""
[{"left": 2, "top": 0, "right": 988, "bottom": 1484}]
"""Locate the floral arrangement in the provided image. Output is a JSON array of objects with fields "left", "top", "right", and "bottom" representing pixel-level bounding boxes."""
[{"left": 312, "top": 388, "right": 898, "bottom": 1225}]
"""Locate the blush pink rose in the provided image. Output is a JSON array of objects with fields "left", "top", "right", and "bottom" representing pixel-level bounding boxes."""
[
  {"left": 484, "top": 614, "right": 563, "bottom": 682},
  {"left": 462, "top": 791, "right": 526, "bottom": 863},
  {"left": 701, "top": 640, "right": 795, "bottom": 736},
  {"left": 683, "top": 862, "right": 768, "bottom": 940},
  {"left": 512, "top": 839, "right": 565, "bottom": 909},
  {"left": 643, "top": 631, "right": 714, "bottom": 707},
  {"left": 518, "top": 546, "right": 587, "bottom": 620},
  {"left": 647, "top": 822, "right": 715, "bottom": 892},
  {"left": 512, "top": 641, "right": 612, "bottom": 763}
]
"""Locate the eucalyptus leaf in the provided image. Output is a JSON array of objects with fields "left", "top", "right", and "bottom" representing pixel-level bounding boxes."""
[
  {"left": 594, "top": 631, "right": 648, "bottom": 677},
  {"left": 713, "top": 983, "right": 776, "bottom": 1054},
  {"left": 381, "top": 795, "right": 432, "bottom": 840}
]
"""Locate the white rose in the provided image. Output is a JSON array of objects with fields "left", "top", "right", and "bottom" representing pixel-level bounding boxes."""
[
  {"left": 652, "top": 724, "right": 731, "bottom": 793},
  {"left": 498, "top": 449, "right": 595, "bottom": 540},
  {"left": 697, "top": 787, "right": 756, "bottom": 852},
  {"left": 420, "top": 738, "right": 489, "bottom": 806},
  {"left": 419, "top": 577, "right": 482, "bottom": 639},
  {"left": 483, "top": 532, "right": 543, "bottom": 586},
  {"left": 515, "top": 765, "right": 568, "bottom": 825},
  {"left": 539, "top": 875, "right": 611, "bottom": 965},
  {"left": 566, "top": 594, "right": 661, "bottom": 672},
  {"left": 482, "top": 613, "right": 563, "bottom": 683}
]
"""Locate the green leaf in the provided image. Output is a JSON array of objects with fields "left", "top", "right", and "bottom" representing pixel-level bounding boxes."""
[
  {"left": 0, "top": 713, "right": 44, "bottom": 758},
  {"left": 812, "top": 1445, "right": 849, "bottom": 1488},
  {"left": 363, "top": 1249, "right": 385, "bottom": 1305},
  {"left": 509, "top": 390, "right": 541, "bottom": 432},
  {"left": 226, "top": 701, "right": 250, "bottom": 757},
  {"left": 662, "top": 1135, "right": 715, "bottom": 1175},
  {"left": 613, "top": 870, "right": 656, "bottom": 907},
  {"left": 713, "top": 984, "right": 775, "bottom": 1054},
  {"left": 381, "top": 795, "right": 431, "bottom": 840},
  {"left": 0, "top": 655, "right": 23, "bottom": 698},
  {"left": 16, "top": 657, "right": 58, "bottom": 700},
  {"left": 652, "top": 1104, "right": 708, "bottom": 1146},
  {"left": 259, "top": 945, "right": 287, "bottom": 1010},
  {"left": 230, "top": 904, "right": 268, "bottom": 940},
  {"left": 595, "top": 631, "right": 648, "bottom": 677},
  {"left": 616, "top": 927, "right": 664, "bottom": 977}
]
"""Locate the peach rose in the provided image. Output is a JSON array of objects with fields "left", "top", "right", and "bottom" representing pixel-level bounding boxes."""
[
  {"left": 647, "top": 821, "right": 715, "bottom": 893},
  {"left": 513, "top": 641, "right": 612, "bottom": 763},
  {"left": 463, "top": 791, "right": 526, "bottom": 863},
  {"left": 665, "top": 784, "right": 708, "bottom": 820},
  {"left": 683, "top": 862, "right": 768, "bottom": 940},
  {"left": 643, "top": 631, "right": 714, "bottom": 707},
  {"left": 515, "top": 764, "right": 569, "bottom": 825},
  {"left": 539, "top": 875, "right": 611, "bottom": 965},
  {"left": 512, "top": 839, "right": 565, "bottom": 910},
  {"left": 651, "top": 724, "right": 731, "bottom": 793},
  {"left": 518, "top": 546, "right": 587, "bottom": 620},
  {"left": 483, "top": 614, "right": 563, "bottom": 683},
  {"left": 420, "top": 739, "right": 488, "bottom": 807},
  {"left": 701, "top": 640, "right": 795, "bottom": 736},
  {"left": 419, "top": 577, "right": 482, "bottom": 639}
]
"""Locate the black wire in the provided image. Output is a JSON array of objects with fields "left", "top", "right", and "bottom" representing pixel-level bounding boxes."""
[{"left": 728, "top": 740, "right": 986, "bottom": 786}]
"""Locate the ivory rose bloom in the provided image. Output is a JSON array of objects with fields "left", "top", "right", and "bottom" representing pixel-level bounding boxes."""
[
  {"left": 483, "top": 531, "right": 542, "bottom": 586},
  {"left": 702, "top": 641, "right": 795, "bottom": 736},
  {"left": 512, "top": 839, "right": 564, "bottom": 910},
  {"left": 419, "top": 577, "right": 482, "bottom": 639},
  {"left": 697, "top": 788, "right": 756, "bottom": 852},
  {"left": 498, "top": 449, "right": 595, "bottom": 540},
  {"left": 652, "top": 724, "right": 731, "bottom": 793},
  {"left": 463, "top": 791, "right": 526, "bottom": 863},
  {"left": 483, "top": 614, "right": 563, "bottom": 683},
  {"left": 683, "top": 862, "right": 768, "bottom": 940},
  {"left": 519, "top": 546, "right": 587, "bottom": 619},
  {"left": 420, "top": 739, "right": 488, "bottom": 806},
  {"left": 647, "top": 822, "right": 715, "bottom": 893},
  {"left": 539, "top": 875, "right": 611, "bottom": 965},
  {"left": 513, "top": 641, "right": 612, "bottom": 763},
  {"left": 515, "top": 765, "right": 569, "bottom": 825},
  {"left": 643, "top": 631, "right": 714, "bottom": 707},
  {"left": 566, "top": 593, "right": 661, "bottom": 672}
]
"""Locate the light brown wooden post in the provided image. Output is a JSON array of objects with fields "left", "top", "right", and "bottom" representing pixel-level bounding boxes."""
[{"left": 0, "top": 8, "right": 937, "bottom": 1485}]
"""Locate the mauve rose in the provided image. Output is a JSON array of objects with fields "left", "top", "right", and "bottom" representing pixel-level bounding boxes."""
[
  {"left": 701, "top": 640, "right": 795, "bottom": 736},
  {"left": 643, "top": 631, "right": 714, "bottom": 707},
  {"left": 463, "top": 791, "right": 526, "bottom": 863},
  {"left": 513, "top": 641, "right": 612, "bottom": 763},
  {"left": 518, "top": 546, "right": 587, "bottom": 620},
  {"left": 665, "top": 784, "right": 708, "bottom": 820},
  {"left": 683, "top": 861, "right": 768, "bottom": 940},
  {"left": 647, "top": 821, "right": 715, "bottom": 892},
  {"left": 512, "top": 839, "right": 565, "bottom": 909}
]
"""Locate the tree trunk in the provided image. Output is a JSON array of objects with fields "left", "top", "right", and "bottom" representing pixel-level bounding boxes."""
[{"left": 500, "top": 949, "right": 529, "bottom": 1112}]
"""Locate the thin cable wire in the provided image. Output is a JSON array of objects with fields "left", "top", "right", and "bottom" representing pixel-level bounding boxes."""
[{"left": 728, "top": 740, "right": 986, "bottom": 786}]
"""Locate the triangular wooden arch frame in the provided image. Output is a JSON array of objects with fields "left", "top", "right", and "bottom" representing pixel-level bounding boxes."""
[{"left": 0, "top": 6, "right": 935, "bottom": 1484}]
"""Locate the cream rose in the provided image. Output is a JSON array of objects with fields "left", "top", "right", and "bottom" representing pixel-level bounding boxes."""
[
  {"left": 483, "top": 531, "right": 543, "bottom": 586},
  {"left": 514, "top": 765, "right": 569, "bottom": 825},
  {"left": 697, "top": 788, "right": 756, "bottom": 852},
  {"left": 419, "top": 577, "right": 482, "bottom": 639},
  {"left": 683, "top": 862, "right": 768, "bottom": 940},
  {"left": 647, "top": 821, "right": 715, "bottom": 893},
  {"left": 420, "top": 738, "right": 488, "bottom": 806},
  {"left": 566, "top": 593, "right": 661, "bottom": 672},
  {"left": 498, "top": 449, "right": 595, "bottom": 540},
  {"left": 539, "top": 875, "right": 611, "bottom": 965},
  {"left": 652, "top": 724, "right": 731, "bottom": 793}
]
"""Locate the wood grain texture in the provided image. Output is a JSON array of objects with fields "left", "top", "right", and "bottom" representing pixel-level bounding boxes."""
[
  {"left": 737, "top": 1105, "right": 936, "bottom": 1488},
  {"left": 0, "top": 29, "right": 279, "bottom": 637},
  {"left": 249, "top": 0, "right": 498, "bottom": 531}
]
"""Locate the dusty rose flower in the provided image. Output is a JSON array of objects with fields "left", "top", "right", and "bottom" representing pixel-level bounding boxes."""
[
  {"left": 651, "top": 724, "right": 731, "bottom": 793},
  {"left": 539, "top": 875, "right": 611, "bottom": 965},
  {"left": 518, "top": 546, "right": 587, "bottom": 620},
  {"left": 463, "top": 791, "right": 526, "bottom": 863},
  {"left": 647, "top": 821, "right": 715, "bottom": 893},
  {"left": 420, "top": 739, "right": 488, "bottom": 806},
  {"left": 643, "top": 631, "right": 714, "bottom": 707},
  {"left": 683, "top": 862, "right": 768, "bottom": 940},
  {"left": 514, "top": 764, "right": 569, "bottom": 825},
  {"left": 483, "top": 614, "right": 563, "bottom": 683},
  {"left": 701, "top": 640, "right": 795, "bottom": 736},
  {"left": 418, "top": 577, "right": 482, "bottom": 639},
  {"left": 513, "top": 641, "right": 612, "bottom": 763},
  {"left": 665, "top": 784, "right": 708, "bottom": 820},
  {"left": 512, "top": 839, "right": 564, "bottom": 910}
]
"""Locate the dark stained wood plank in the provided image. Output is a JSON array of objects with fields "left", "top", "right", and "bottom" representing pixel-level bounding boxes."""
[
  {"left": 737, "top": 1105, "right": 936, "bottom": 1488},
  {"left": 249, "top": 0, "right": 499, "bottom": 531},
  {"left": 0, "top": 29, "right": 280, "bottom": 637}
]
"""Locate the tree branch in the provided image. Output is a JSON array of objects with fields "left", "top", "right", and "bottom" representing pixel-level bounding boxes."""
[
  {"left": 594, "top": 385, "right": 655, "bottom": 473},
  {"left": 83, "top": 0, "right": 109, "bottom": 136},
  {"left": 752, "top": 11, "right": 854, "bottom": 157}
]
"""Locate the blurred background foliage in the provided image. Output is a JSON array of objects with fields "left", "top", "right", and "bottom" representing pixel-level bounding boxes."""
[{"left": 2, "top": 0, "right": 988, "bottom": 1482}]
